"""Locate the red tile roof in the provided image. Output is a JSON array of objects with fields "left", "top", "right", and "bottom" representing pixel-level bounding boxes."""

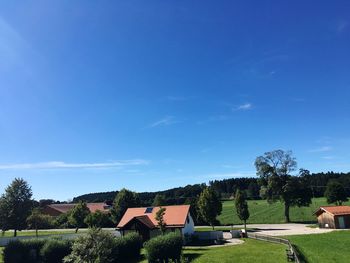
[
  {"left": 315, "top": 206, "right": 350, "bottom": 216},
  {"left": 47, "top": 203, "right": 111, "bottom": 214},
  {"left": 117, "top": 205, "right": 190, "bottom": 229}
]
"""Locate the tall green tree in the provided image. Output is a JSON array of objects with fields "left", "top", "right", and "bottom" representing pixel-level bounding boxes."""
[
  {"left": 0, "top": 178, "right": 33, "bottom": 236},
  {"left": 155, "top": 207, "right": 167, "bottom": 234},
  {"left": 197, "top": 187, "right": 222, "bottom": 229},
  {"left": 152, "top": 194, "right": 167, "bottom": 206},
  {"left": 68, "top": 201, "right": 90, "bottom": 233},
  {"left": 26, "top": 208, "right": 53, "bottom": 237},
  {"left": 325, "top": 180, "right": 348, "bottom": 205},
  {"left": 84, "top": 210, "right": 112, "bottom": 228},
  {"left": 234, "top": 189, "right": 249, "bottom": 235},
  {"left": 112, "top": 188, "right": 140, "bottom": 223},
  {"left": 255, "top": 150, "right": 312, "bottom": 222}
]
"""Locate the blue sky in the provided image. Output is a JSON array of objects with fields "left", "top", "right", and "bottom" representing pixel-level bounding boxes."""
[{"left": 0, "top": 1, "right": 350, "bottom": 201}]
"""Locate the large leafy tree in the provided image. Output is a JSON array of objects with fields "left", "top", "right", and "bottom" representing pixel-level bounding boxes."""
[
  {"left": 68, "top": 201, "right": 90, "bottom": 233},
  {"left": 234, "top": 189, "right": 249, "bottom": 235},
  {"left": 26, "top": 208, "right": 53, "bottom": 237},
  {"left": 197, "top": 187, "right": 222, "bottom": 229},
  {"left": 325, "top": 180, "right": 348, "bottom": 205},
  {"left": 255, "top": 150, "right": 312, "bottom": 222},
  {"left": 84, "top": 210, "right": 112, "bottom": 228},
  {"left": 152, "top": 194, "right": 167, "bottom": 206},
  {"left": 0, "top": 178, "right": 33, "bottom": 236},
  {"left": 112, "top": 188, "right": 140, "bottom": 223}
]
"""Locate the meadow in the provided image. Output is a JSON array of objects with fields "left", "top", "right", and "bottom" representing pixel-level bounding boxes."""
[
  {"left": 287, "top": 231, "right": 350, "bottom": 263},
  {"left": 218, "top": 197, "right": 350, "bottom": 225}
]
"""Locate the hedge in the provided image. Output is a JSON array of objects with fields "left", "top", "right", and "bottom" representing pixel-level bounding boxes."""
[
  {"left": 40, "top": 239, "right": 72, "bottom": 263},
  {"left": 144, "top": 233, "right": 183, "bottom": 263},
  {"left": 113, "top": 232, "right": 143, "bottom": 261},
  {"left": 3, "top": 239, "right": 46, "bottom": 263}
]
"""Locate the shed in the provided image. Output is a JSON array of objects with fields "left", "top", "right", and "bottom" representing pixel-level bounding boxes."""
[{"left": 314, "top": 206, "right": 350, "bottom": 229}]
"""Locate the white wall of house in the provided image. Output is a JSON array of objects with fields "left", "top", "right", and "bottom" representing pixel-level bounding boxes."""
[{"left": 181, "top": 213, "right": 195, "bottom": 235}]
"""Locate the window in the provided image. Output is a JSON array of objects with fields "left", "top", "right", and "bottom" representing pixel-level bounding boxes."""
[
  {"left": 145, "top": 207, "right": 153, "bottom": 213},
  {"left": 186, "top": 216, "right": 190, "bottom": 224}
]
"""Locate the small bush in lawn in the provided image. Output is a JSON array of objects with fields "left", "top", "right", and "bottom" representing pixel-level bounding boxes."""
[
  {"left": 63, "top": 228, "right": 117, "bottom": 263},
  {"left": 40, "top": 238, "right": 72, "bottom": 263},
  {"left": 113, "top": 232, "right": 143, "bottom": 261},
  {"left": 144, "top": 233, "right": 183, "bottom": 263},
  {"left": 3, "top": 239, "right": 45, "bottom": 263}
]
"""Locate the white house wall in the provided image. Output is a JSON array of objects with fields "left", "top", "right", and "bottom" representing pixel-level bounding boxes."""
[{"left": 181, "top": 213, "right": 195, "bottom": 235}]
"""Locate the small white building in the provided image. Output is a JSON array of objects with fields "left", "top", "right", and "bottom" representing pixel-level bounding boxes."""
[{"left": 117, "top": 205, "right": 194, "bottom": 240}]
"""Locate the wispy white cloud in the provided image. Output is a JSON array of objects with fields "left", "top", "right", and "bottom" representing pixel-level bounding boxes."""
[
  {"left": 309, "top": 146, "right": 333, "bottom": 153},
  {"left": 149, "top": 116, "right": 179, "bottom": 128},
  {"left": 236, "top": 103, "right": 253, "bottom": 111},
  {"left": 322, "top": 156, "right": 336, "bottom": 160},
  {"left": 0, "top": 160, "right": 149, "bottom": 170}
]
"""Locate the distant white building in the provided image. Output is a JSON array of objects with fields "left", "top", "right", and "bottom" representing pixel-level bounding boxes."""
[{"left": 116, "top": 205, "right": 194, "bottom": 240}]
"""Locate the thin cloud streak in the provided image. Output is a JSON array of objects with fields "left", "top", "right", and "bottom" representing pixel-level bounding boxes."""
[
  {"left": 149, "top": 116, "right": 179, "bottom": 128},
  {"left": 235, "top": 103, "right": 253, "bottom": 111},
  {"left": 0, "top": 160, "right": 149, "bottom": 170},
  {"left": 309, "top": 146, "right": 333, "bottom": 153}
]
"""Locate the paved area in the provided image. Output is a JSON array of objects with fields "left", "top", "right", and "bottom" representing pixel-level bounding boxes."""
[{"left": 196, "top": 223, "right": 336, "bottom": 236}]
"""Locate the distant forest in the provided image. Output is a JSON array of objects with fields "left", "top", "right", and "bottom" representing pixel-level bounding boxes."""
[{"left": 72, "top": 171, "right": 350, "bottom": 206}]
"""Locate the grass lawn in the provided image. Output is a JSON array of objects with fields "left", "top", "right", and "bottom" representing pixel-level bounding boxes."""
[
  {"left": 195, "top": 226, "right": 244, "bottom": 232},
  {"left": 0, "top": 229, "right": 88, "bottom": 238},
  {"left": 287, "top": 231, "right": 350, "bottom": 263},
  {"left": 140, "top": 239, "right": 286, "bottom": 263},
  {"left": 0, "top": 247, "right": 3, "bottom": 263},
  {"left": 218, "top": 197, "right": 350, "bottom": 225}
]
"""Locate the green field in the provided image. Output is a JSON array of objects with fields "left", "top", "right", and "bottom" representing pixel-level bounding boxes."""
[
  {"left": 0, "top": 247, "right": 3, "bottom": 263},
  {"left": 287, "top": 231, "right": 350, "bottom": 263},
  {"left": 218, "top": 197, "right": 350, "bottom": 225},
  {"left": 0, "top": 229, "right": 84, "bottom": 238},
  {"left": 140, "top": 239, "right": 286, "bottom": 263}
]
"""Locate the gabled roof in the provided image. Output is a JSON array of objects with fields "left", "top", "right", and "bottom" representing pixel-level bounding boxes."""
[
  {"left": 117, "top": 205, "right": 190, "bottom": 229},
  {"left": 314, "top": 206, "right": 350, "bottom": 216},
  {"left": 47, "top": 203, "right": 111, "bottom": 214}
]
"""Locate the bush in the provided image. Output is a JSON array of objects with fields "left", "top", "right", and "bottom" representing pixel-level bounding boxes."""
[
  {"left": 63, "top": 228, "right": 117, "bottom": 263},
  {"left": 144, "top": 233, "right": 183, "bottom": 263},
  {"left": 3, "top": 239, "right": 45, "bottom": 263},
  {"left": 40, "top": 239, "right": 72, "bottom": 263},
  {"left": 113, "top": 232, "right": 143, "bottom": 261}
]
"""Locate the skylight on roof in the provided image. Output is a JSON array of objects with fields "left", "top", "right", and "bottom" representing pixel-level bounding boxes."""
[{"left": 145, "top": 207, "right": 153, "bottom": 213}]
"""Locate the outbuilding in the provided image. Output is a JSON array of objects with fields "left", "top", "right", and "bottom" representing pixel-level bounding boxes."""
[
  {"left": 116, "top": 205, "right": 194, "bottom": 241},
  {"left": 314, "top": 206, "right": 350, "bottom": 229}
]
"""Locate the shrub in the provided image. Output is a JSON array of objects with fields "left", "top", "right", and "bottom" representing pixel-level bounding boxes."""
[
  {"left": 63, "top": 228, "right": 116, "bottom": 263},
  {"left": 40, "top": 239, "right": 72, "bottom": 263},
  {"left": 144, "top": 233, "right": 183, "bottom": 263},
  {"left": 113, "top": 232, "right": 143, "bottom": 261},
  {"left": 3, "top": 239, "right": 45, "bottom": 263}
]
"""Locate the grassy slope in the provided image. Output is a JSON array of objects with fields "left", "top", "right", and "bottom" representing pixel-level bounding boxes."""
[
  {"left": 0, "top": 229, "right": 88, "bottom": 238},
  {"left": 287, "top": 231, "right": 350, "bottom": 263},
  {"left": 218, "top": 197, "right": 350, "bottom": 225}
]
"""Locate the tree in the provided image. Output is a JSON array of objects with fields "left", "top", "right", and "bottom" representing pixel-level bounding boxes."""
[
  {"left": 152, "top": 194, "right": 167, "bottom": 206},
  {"left": 197, "top": 187, "right": 222, "bottom": 229},
  {"left": 26, "top": 208, "right": 53, "bottom": 237},
  {"left": 0, "top": 178, "right": 33, "bottom": 236},
  {"left": 234, "top": 189, "right": 249, "bottom": 235},
  {"left": 68, "top": 201, "right": 90, "bottom": 233},
  {"left": 84, "top": 210, "right": 112, "bottom": 228},
  {"left": 255, "top": 150, "right": 312, "bottom": 222},
  {"left": 325, "top": 180, "right": 348, "bottom": 205},
  {"left": 155, "top": 207, "right": 167, "bottom": 234},
  {"left": 112, "top": 188, "right": 140, "bottom": 223}
]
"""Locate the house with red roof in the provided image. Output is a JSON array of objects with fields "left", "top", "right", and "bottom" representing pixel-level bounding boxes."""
[
  {"left": 42, "top": 203, "right": 112, "bottom": 217},
  {"left": 314, "top": 206, "right": 350, "bottom": 229},
  {"left": 116, "top": 205, "right": 194, "bottom": 240}
]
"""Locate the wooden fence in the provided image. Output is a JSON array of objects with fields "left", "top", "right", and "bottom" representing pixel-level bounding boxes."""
[{"left": 247, "top": 233, "right": 302, "bottom": 263}]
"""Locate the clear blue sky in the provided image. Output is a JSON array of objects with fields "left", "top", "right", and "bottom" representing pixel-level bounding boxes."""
[{"left": 0, "top": 1, "right": 350, "bottom": 201}]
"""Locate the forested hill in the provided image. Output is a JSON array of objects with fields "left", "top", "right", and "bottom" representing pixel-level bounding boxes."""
[{"left": 72, "top": 171, "right": 350, "bottom": 206}]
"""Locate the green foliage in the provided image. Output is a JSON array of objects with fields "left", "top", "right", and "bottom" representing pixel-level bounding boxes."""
[
  {"left": 144, "top": 233, "right": 183, "bottom": 263},
  {"left": 84, "top": 210, "right": 112, "bottom": 228},
  {"left": 54, "top": 212, "right": 72, "bottom": 228},
  {"left": 234, "top": 189, "right": 249, "bottom": 233},
  {"left": 155, "top": 207, "right": 167, "bottom": 234},
  {"left": 324, "top": 179, "right": 349, "bottom": 205},
  {"left": 112, "top": 188, "right": 140, "bottom": 223},
  {"left": 0, "top": 178, "right": 33, "bottom": 236},
  {"left": 113, "top": 233, "right": 143, "bottom": 261},
  {"left": 63, "top": 228, "right": 116, "bottom": 263},
  {"left": 68, "top": 201, "right": 90, "bottom": 232},
  {"left": 26, "top": 209, "right": 54, "bottom": 236},
  {"left": 255, "top": 150, "right": 312, "bottom": 222},
  {"left": 40, "top": 239, "right": 72, "bottom": 263},
  {"left": 3, "top": 239, "right": 45, "bottom": 263},
  {"left": 152, "top": 194, "right": 167, "bottom": 206},
  {"left": 197, "top": 187, "right": 222, "bottom": 228}
]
